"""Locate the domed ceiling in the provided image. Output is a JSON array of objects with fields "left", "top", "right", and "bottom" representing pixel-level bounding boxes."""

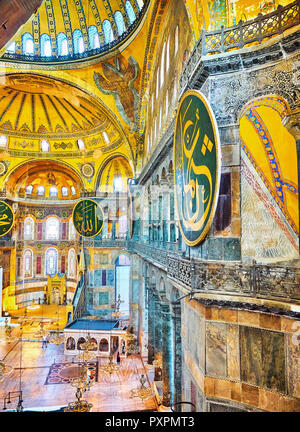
[
  {"left": 2, "top": 0, "right": 149, "bottom": 64},
  {"left": 0, "top": 73, "right": 131, "bottom": 155}
]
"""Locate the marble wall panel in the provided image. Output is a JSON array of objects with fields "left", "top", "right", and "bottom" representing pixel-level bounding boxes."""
[
  {"left": 227, "top": 324, "right": 240, "bottom": 381},
  {"left": 240, "top": 326, "right": 285, "bottom": 393},
  {"left": 206, "top": 322, "right": 227, "bottom": 378},
  {"left": 286, "top": 333, "right": 300, "bottom": 398}
]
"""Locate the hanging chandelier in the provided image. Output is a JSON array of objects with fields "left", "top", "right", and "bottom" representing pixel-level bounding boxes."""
[
  {"left": 99, "top": 352, "right": 120, "bottom": 376},
  {"left": 76, "top": 334, "right": 97, "bottom": 362},
  {"left": 111, "top": 294, "right": 125, "bottom": 319},
  {"left": 0, "top": 360, "right": 14, "bottom": 382},
  {"left": 130, "top": 374, "right": 154, "bottom": 401},
  {"left": 70, "top": 363, "right": 95, "bottom": 392},
  {"left": 64, "top": 387, "right": 93, "bottom": 413},
  {"left": 125, "top": 328, "right": 138, "bottom": 354},
  {"left": 48, "top": 307, "right": 64, "bottom": 345},
  {"left": 33, "top": 321, "right": 50, "bottom": 339},
  {"left": 0, "top": 318, "right": 18, "bottom": 343}
]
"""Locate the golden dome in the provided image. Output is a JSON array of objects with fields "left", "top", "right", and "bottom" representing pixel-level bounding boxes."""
[
  {"left": 2, "top": 0, "right": 149, "bottom": 64},
  {"left": 0, "top": 73, "right": 129, "bottom": 154}
]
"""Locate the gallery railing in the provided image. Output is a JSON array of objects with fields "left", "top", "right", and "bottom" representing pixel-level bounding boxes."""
[
  {"left": 130, "top": 242, "right": 300, "bottom": 302},
  {"left": 179, "top": 0, "right": 300, "bottom": 91},
  {"left": 202, "top": 0, "right": 300, "bottom": 55}
]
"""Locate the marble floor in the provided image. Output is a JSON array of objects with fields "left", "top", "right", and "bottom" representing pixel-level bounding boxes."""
[{"left": 0, "top": 340, "right": 157, "bottom": 412}]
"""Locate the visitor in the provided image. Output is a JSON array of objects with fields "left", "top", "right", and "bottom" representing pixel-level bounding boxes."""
[
  {"left": 117, "top": 352, "right": 121, "bottom": 364},
  {"left": 42, "top": 335, "right": 47, "bottom": 349}
]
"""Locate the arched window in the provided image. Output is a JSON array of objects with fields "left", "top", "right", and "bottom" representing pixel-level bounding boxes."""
[
  {"left": 57, "top": 33, "right": 68, "bottom": 56},
  {"left": 22, "top": 33, "right": 34, "bottom": 55},
  {"left": 71, "top": 186, "right": 76, "bottom": 195},
  {"left": 61, "top": 187, "right": 68, "bottom": 197},
  {"left": 66, "top": 337, "right": 75, "bottom": 350},
  {"left": 99, "top": 338, "right": 109, "bottom": 352},
  {"left": 113, "top": 177, "right": 123, "bottom": 193},
  {"left": 40, "top": 34, "right": 52, "bottom": 57},
  {"left": 115, "top": 11, "right": 126, "bottom": 36},
  {"left": 45, "top": 248, "right": 58, "bottom": 276},
  {"left": 0, "top": 135, "right": 7, "bottom": 149},
  {"left": 77, "top": 139, "right": 85, "bottom": 150},
  {"left": 40, "top": 140, "right": 49, "bottom": 152},
  {"left": 37, "top": 186, "right": 45, "bottom": 196},
  {"left": 136, "top": 0, "right": 144, "bottom": 10},
  {"left": 23, "top": 249, "right": 33, "bottom": 277},
  {"left": 73, "top": 29, "right": 85, "bottom": 54},
  {"left": 88, "top": 25, "right": 100, "bottom": 49},
  {"left": 69, "top": 219, "right": 76, "bottom": 240},
  {"left": 6, "top": 41, "right": 16, "bottom": 53},
  {"left": 165, "top": 90, "right": 169, "bottom": 118},
  {"left": 125, "top": 1, "right": 136, "bottom": 24},
  {"left": 175, "top": 25, "right": 179, "bottom": 55},
  {"left": 24, "top": 217, "right": 34, "bottom": 240},
  {"left": 68, "top": 248, "right": 76, "bottom": 277},
  {"left": 102, "top": 131, "right": 110, "bottom": 145},
  {"left": 166, "top": 37, "right": 170, "bottom": 72},
  {"left": 26, "top": 185, "right": 33, "bottom": 195},
  {"left": 160, "top": 42, "right": 166, "bottom": 88},
  {"left": 77, "top": 337, "right": 86, "bottom": 351},
  {"left": 46, "top": 217, "right": 59, "bottom": 240},
  {"left": 103, "top": 20, "right": 114, "bottom": 44},
  {"left": 49, "top": 186, "right": 58, "bottom": 197}
]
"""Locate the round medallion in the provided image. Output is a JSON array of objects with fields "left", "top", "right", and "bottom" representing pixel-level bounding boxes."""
[
  {"left": 173, "top": 90, "right": 221, "bottom": 247},
  {"left": 0, "top": 161, "right": 7, "bottom": 176},
  {"left": 72, "top": 199, "right": 104, "bottom": 238},
  {"left": 0, "top": 201, "right": 15, "bottom": 236},
  {"left": 81, "top": 163, "right": 94, "bottom": 179}
]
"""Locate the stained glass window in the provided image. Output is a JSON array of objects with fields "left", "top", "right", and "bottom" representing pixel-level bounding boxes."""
[
  {"left": 24, "top": 217, "right": 34, "bottom": 240},
  {"left": 40, "top": 34, "right": 52, "bottom": 57},
  {"left": 46, "top": 217, "right": 59, "bottom": 240},
  {"left": 88, "top": 26, "right": 100, "bottom": 49},
  {"left": 45, "top": 248, "right": 58, "bottom": 276},
  {"left": 40, "top": 140, "right": 49, "bottom": 152},
  {"left": 26, "top": 185, "right": 33, "bottom": 194},
  {"left": 57, "top": 33, "right": 68, "bottom": 56},
  {"left": 0, "top": 136, "right": 7, "bottom": 148},
  {"left": 49, "top": 186, "right": 58, "bottom": 197},
  {"left": 73, "top": 29, "right": 85, "bottom": 54},
  {"left": 6, "top": 41, "right": 16, "bottom": 53},
  {"left": 125, "top": 1, "right": 136, "bottom": 24},
  {"left": 23, "top": 249, "right": 33, "bottom": 276},
  {"left": 68, "top": 249, "right": 76, "bottom": 277},
  {"left": 22, "top": 33, "right": 34, "bottom": 55},
  {"left": 115, "top": 11, "right": 126, "bottom": 36},
  {"left": 103, "top": 20, "right": 114, "bottom": 44},
  {"left": 37, "top": 186, "right": 45, "bottom": 196}
]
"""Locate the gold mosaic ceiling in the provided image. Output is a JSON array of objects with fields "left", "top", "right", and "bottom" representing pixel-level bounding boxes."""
[
  {"left": 2, "top": 0, "right": 148, "bottom": 63},
  {"left": 0, "top": 73, "right": 126, "bottom": 145}
]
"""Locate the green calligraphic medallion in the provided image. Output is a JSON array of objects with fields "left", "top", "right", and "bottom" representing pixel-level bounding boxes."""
[
  {"left": 72, "top": 199, "right": 104, "bottom": 238},
  {"left": 174, "top": 90, "right": 221, "bottom": 246},
  {"left": 0, "top": 201, "right": 14, "bottom": 237}
]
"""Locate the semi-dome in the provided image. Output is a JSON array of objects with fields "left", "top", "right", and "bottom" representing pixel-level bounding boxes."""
[{"left": 2, "top": 0, "right": 149, "bottom": 65}]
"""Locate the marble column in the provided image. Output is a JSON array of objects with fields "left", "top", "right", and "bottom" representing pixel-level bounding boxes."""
[
  {"left": 172, "top": 303, "right": 182, "bottom": 408},
  {"left": 154, "top": 293, "right": 162, "bottom": 381},
  {"left": 147, "top": 283, "right": 156, "bottom": 364},
  {"left": 161, "top": 302, "right": 173, "bottom": 407}
]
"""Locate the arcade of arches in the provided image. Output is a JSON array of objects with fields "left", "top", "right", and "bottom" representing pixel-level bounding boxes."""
[{"left": 0, "top": 0, "right": 299, "bottom": 413}]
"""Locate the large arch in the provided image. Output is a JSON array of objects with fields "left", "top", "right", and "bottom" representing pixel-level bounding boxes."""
[{"left": 239, "top": 94, "right": 299, "bottom": 262}]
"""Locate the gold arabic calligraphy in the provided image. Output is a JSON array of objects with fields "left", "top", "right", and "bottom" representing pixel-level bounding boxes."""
[{"left": 180, "top": 101, "right": 212, "bottom": 231}]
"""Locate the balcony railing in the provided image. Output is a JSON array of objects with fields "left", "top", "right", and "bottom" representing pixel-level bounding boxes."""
[
  {"left": 202, "top": 1, "right": 300, "bottom": 55},
  {"left": 179, "top": 0, "right": 300, "bottom": 92},
  {"left": 129, "top": 242, "right": 300, "bottom": 303}
]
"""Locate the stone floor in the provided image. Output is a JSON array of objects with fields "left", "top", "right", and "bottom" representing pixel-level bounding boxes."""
[{"left": 0, "top": 340, "right": 157, "bottom": 412}]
